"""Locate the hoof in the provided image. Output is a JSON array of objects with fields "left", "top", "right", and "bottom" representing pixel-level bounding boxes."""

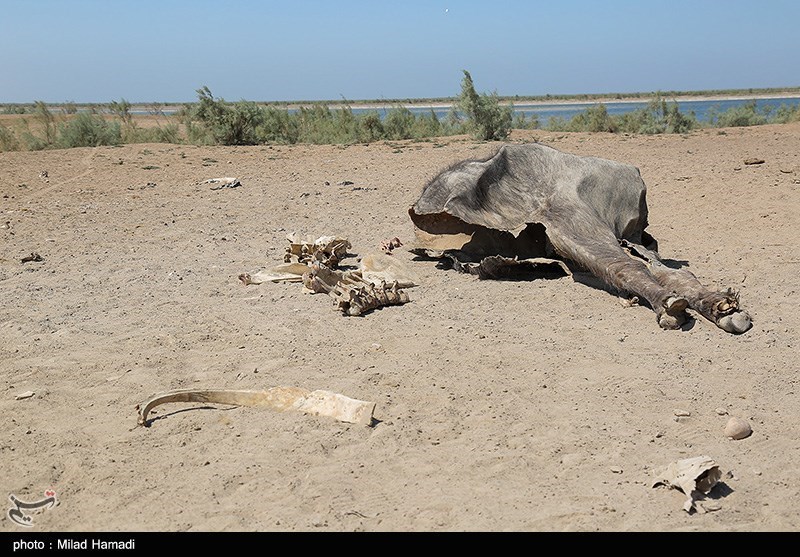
[
  {"left": 658, "top": 312, "right": 686, "bottom": 330},
  {"left": 717, "top": 311, "right": 751, "bottom": 334},
  {"left": 665, "top": 296, "right": 689, "bottom": 315},
  {"left": 658, "top": 296, "right": 688, "bottom": 330}
]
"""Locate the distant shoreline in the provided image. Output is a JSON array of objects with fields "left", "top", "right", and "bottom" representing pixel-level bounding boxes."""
[
  {"left": 344, "top": 92, "right": 800, "bottom": 111},
  {"left": 3, "top": 90, "right": 800, "bottom": 112}
]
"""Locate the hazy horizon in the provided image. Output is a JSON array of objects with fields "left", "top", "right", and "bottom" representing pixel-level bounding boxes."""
[{"left": 3, "top": 0, "right": 799, "bottom": 104}]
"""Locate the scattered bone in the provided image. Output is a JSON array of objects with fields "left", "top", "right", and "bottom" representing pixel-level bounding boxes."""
[
  {"left": 673, "top": 409, "right": 691, "bottom": 417},
  {"left": 21, "top": 253, "right": 43, "bottom": 263},
  {"left": 239, "top": 262, "right": 313, "bottom": 285},
  {"left": 285, "top": 233, "right": 351, "bottom": 267},
  {"left": 651, "top": 456, "right": 722, "bottom": 513},
  {"left": 743, "top": 158, "right": 765, "bottom": 165},
  {"left": 381, "top": 237, "right": 403, "bottom": 254},
  {"left": 202, "top": 177, "right": 242, "bottom": 190},
  {"left": 136, "top": 387, "right": 376, "bottom": 427},
  {"left": 724, "top": 417, "right": 752, "bottom": 440},
  {"left": 14, "top": 391, "right": 35, "bottom": 400},
  {"left": 242, "top": 235, "right": 412, "bottom": 315},
  {"left": 303, "top": 263, "right": 410, "bottom": 316},
  {"left": 359, "top": 253, "right": 419, "bottom": 288},
  {"left": 618, "top": 295, "right": 639, "bottom": 308}
]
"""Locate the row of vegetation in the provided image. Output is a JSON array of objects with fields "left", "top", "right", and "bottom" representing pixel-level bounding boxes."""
[
  {"left": 6, "top": 85, "right": 800, "bottom": 115},
  {"left": 2, "top": 72, "right": 800, "bottom": 152}
]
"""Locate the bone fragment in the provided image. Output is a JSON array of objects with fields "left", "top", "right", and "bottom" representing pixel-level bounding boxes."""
[
  {"left": 136, "top": 387, "right": 376, "bottom": 427},
  {"left": 651, "top": 456, "right": 722, "bottom": 513}
]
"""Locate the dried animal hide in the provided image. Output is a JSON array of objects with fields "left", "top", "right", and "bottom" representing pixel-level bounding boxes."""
[{"left": 409, "top": 143, "right": 751, "bottom": 333}]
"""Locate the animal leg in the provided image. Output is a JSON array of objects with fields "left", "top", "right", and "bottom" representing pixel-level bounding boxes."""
[
  {"left": 621, "top": 241, "right": 751, "bottom": 334},
  {"left": 542, "top": 216, "right": 688, "bottom": 330}
]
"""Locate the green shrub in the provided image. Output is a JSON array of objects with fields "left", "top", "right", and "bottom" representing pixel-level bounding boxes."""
[
  {"left": 256, "top": 106, "right": 299, "bottom": 144},
  {"left": 383, "top": 106, "right": 416, "bottom": 139},
  {"left": 57, "top": 113, "right": 121, "bottom": 148},
  {"left": 573, "top": 103, "right": 617, "bottom": 132},
  {"left": 545, "top": 104, "right": 616, "bottom": 132},
  {"left": 617, "top": 95, "right": 697, "bottom": 134},
  {"left": 0, "top": 123, "right": 19, "bottom": 151},
  {"left": 512, "top": 111, "right": 539, "bottom": 130},
  {"left": 126, "top": 123, "right": 181, "bottom": 144},
  {"left": 771, "top": 103, "right": 800, "bottom": 124},
  {"left": 546, "top": 95, "right": 696, "bottom": 134},
  {"left": 707, "top": 100, "right": 767, "bottom": 127},
  {"left": 193, "top": 87, "right": 264, "bottom": 145},
  {"left": 457, "top": 70, "right": 512, "bottom": 140},
  {"left": 21, "top": 132, "right": 48, "bottom": 151},
  {"left": 2, "top": 104, "right": 27, "bottom": 115},
  {"left": 410, "top": 109, "right": 443, "bottom": 138},
  {"left": 358, "top": 111, "right": 384, "bottom": 143},
  {"left": 33, "top": 101, "right": 57, "bottom": 146}
]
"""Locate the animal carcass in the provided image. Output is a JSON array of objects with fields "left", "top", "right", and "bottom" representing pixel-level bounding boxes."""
[{"left": 409, "top": 143, "right": 751, "bottom": 333}]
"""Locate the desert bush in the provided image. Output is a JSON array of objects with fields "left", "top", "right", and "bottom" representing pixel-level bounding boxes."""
[
  {"left": 410, "top": 109, "right": 444, "bottom": 138},
  {"left": 572, "top": 103, "right": 617, "bottom": 132},
  {"left": 383, "top": 106, "right": 416, "bottom": 140},
  {"left": 2, "top": 104, "right": 27, "bottom": 114},
  {"left": 57, "top": 112, "right": 121, "bottom": 148},
  {"left": 512, "top": 111, "right": 539, "bottom": 130},
  {"left": 617, "top": 95, "right": 697, "bottom": 134},
  {"left": 547, "top": 95, "right": 696, "bottom": 134},
  {"left": 193, "top": 87, "right": 263, "bottom": 145},
  {"left": 707, "top": 100, "right": 768, "bottom": 127},
  {"left": 126, "top": 123, "right": 181, "bottom": 144},
  {"left": 457, "top": 70, "right": 512, "bottom": 140},
  {"left": 33, "top": 101, "right": 57, "bottom": 146},
  {"left": 21, "top": 132, "right": 48, "bottom": 151},
  {"left": 358, "top": 111, "right": 384, "bottom": 143},
  {"left": 108, "top": 98, "right": 142, "bottom": 142},
  {"left": 546, "top": 103, "right": 616, "bottom": 133},
  {"left": 295, "top": 104, "right": 341, "bottom": 144},
  {"left": 109, "top": 98, "right": 134, "bottom": 127},
  {"left": 256, "top": 106, "right": 300, "bottom": 144},
  {"left": 0, "top": 123, "right": 19, "bottom": 151},
  {"left": 771, "top": 103, "right": 800, "bottom": 124},
  {"left": 184, "top": 120, "right": 215, "bottom": 145}
]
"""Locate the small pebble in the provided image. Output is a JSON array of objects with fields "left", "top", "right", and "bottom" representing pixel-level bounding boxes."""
[
  {"left": 715, "top": 407, "right": 728, "bottom": 416},
  {"left": 611, "top": 466, "right": 623, "bottom": 474},
  {"left": 724, "top": 416, "right": 752, "bottom": 440},
  {"left": 674, "top": 409, "right": 691, "bottom": 417},
  {"left": 753, "top": 469, "right": 762, "bottom": 476},
  {"left": 14, "top": 391, "right": 35, "bottom": 400}
]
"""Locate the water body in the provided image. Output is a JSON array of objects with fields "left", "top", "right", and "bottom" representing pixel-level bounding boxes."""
[
  {"left": 352, "top": 97, "right": 800, "bottom": 127},
  {"left": 135, "top": 96, "right": 800, "bottom": 127}
]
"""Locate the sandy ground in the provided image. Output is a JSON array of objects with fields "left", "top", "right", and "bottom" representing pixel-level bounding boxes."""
[{"left": 1, "top": 123, "right": 799, "bottom": 532}]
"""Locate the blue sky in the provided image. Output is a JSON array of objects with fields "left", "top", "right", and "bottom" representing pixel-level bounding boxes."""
[{"left": 1, "top": 0, "right": 799, "bottom": 103}]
